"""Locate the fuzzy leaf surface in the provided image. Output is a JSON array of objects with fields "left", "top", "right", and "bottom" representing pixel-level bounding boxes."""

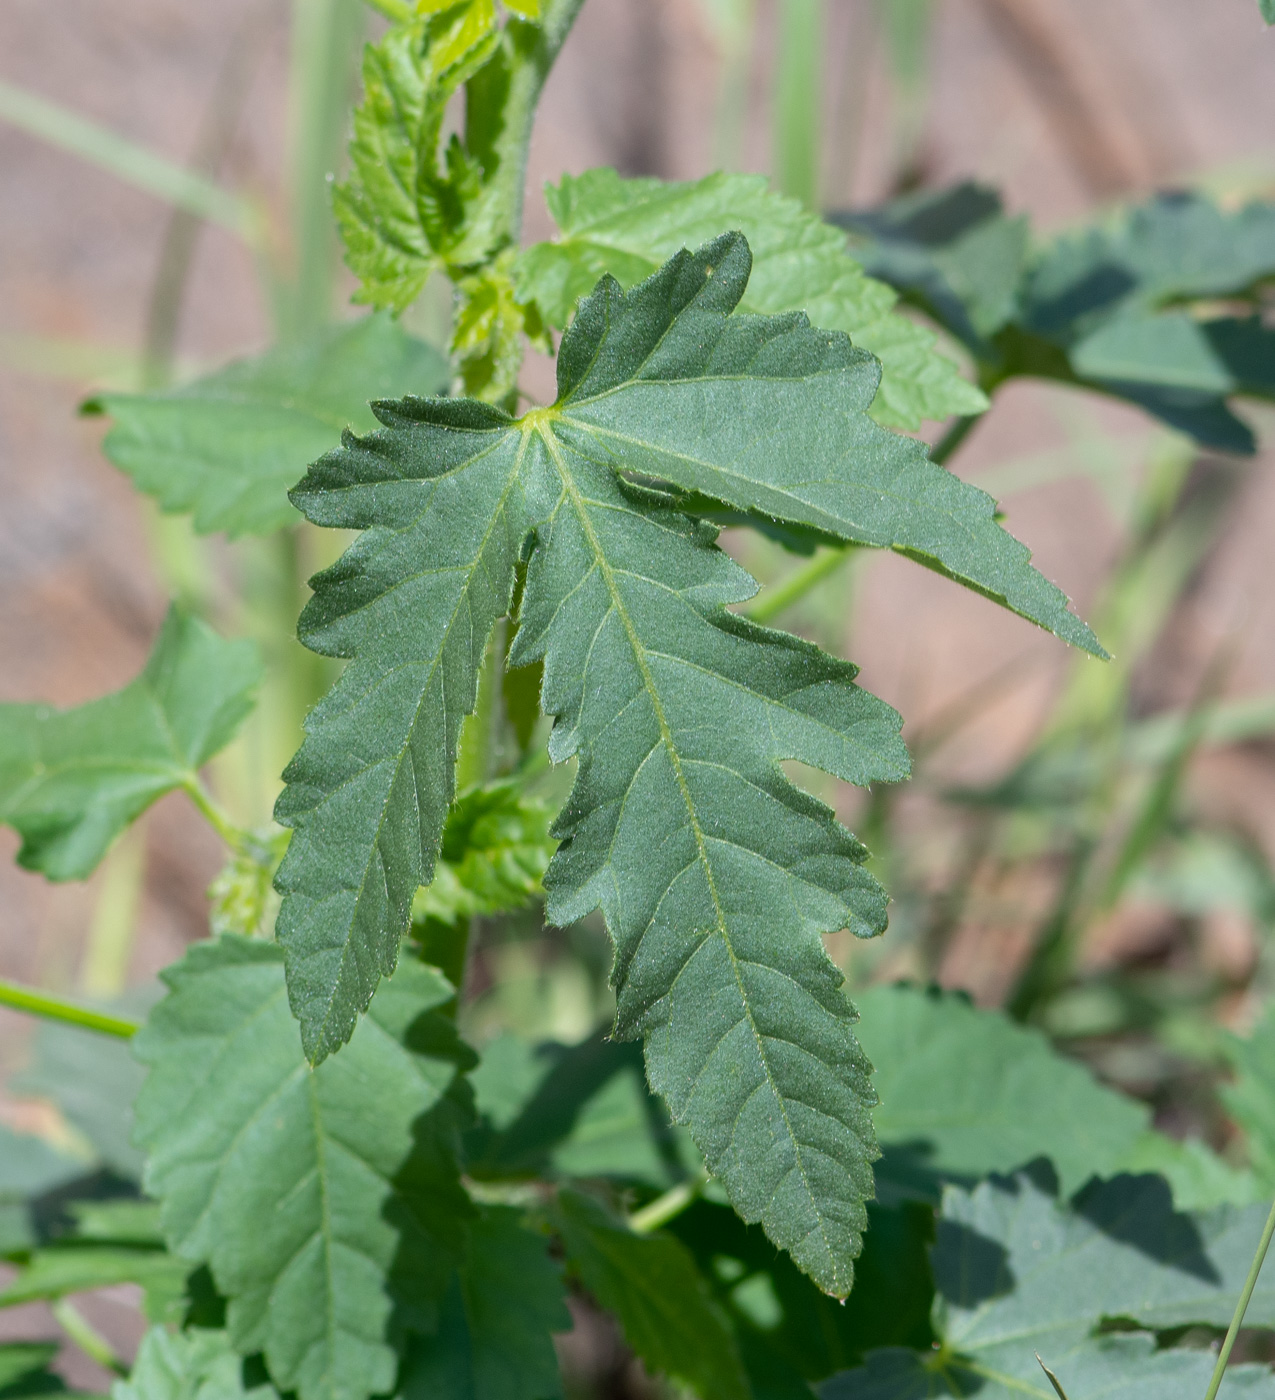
[
  {"left": 855, "top": 985, "right": 1147, "bottom": 1199},
  {"left": 275, "top": 234, "right": 1093, "bottom": 1293},
  {"left": 549, "top": 232, "right": 1100, "bottom": 655},
  {"left": 820, "top": 1171, "right": 1275, "bottom": 1400},
  {"left": 113, "top": 1329, "right": 276, "bottom": 1400},
  {"left": 132, "top": 936, "right": 474, "bottom": 1400},
  {"left": 515, "top": 168, "right": 987, "bottom": 428},
  {"left": 91, "top": 317, "right": 448, "bottom": 537},
  {"left": 557, "top": 1191, "right": 748, "bottom": 1400},
  {"left": 0, "top": 608, "right": 260, "bottom": 879},
  {"left": 400, "top": 1208, "right": 569, "bottom": 1400},
  {"left": 273, "top": 398, "right": 532, "bottom": 1059}
]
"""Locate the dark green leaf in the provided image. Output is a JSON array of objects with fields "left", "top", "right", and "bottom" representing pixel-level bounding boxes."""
[
  {"left": 132, "top": 936, "right": 474, "bottom": 1400},
  {"left": 277, "top": 235, "right": 1101, "bottom": 1293},
  {"left": 556, "top": 1190, "right": 748, "bottom": 1400},
  {"left": 273, "top": 398, "right": 529, "bottom": 1059},
  {"left": 0, "top": 607, "right": 260, "bottom": 879},
  {"left": 91, "top": 317, "right": 447, "bottom": 537},
  {"left": 0, "top": 1344, "right": 80, "bottom": 1400},
  {"left": 515, "top": 168, "right": 988, "bottom": 429},
  {"left": 833, "top": 181, "right": 1029, "bottom": 349},
  {"left": 112, "top": 1328, "right": 275, "bottom": 1400},
  {"left": 399, "top": 1208, "right": 568, "bottom": 1400},
  {"left": 854, "top": 984, "right": 1148, "bottom": 1199},
  {"left": 0, "top": 1246, "right": 188, "bottom": 1323},
  {"left": 1022, "top": 191, "right": 1275, "bottom": 341},
  {"left": 820, "top": 1170, "right": 1275, "bottom": 1400}
]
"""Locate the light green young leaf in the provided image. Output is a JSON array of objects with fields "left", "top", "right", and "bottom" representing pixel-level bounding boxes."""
[
  {"left": 113, "top": 1328, "right": 275, "bottom": 1400},
  {"left": 514, "top": 167, "right": 987, "bottom": 428},
  {"left": 855, "top": 984, "right": 1148, "bottom": 1198},
  {"left": 334, "top": 12, "right": 500, "bottom": 314},
  {"left": 410, "top": 781, "right": 555, "bottom": 928},
  {"left": 0, "top": 607, "right": 261, "bottom": 879},
  {"left": 0, "top": 1247, "right": 188, "bottom": 1323},
  {"left": 132, "top": 936, "right": 474, "bottom": 1400},
  {"left": 90, "top": 317, "right": 448, "bottom": 538},
  {"left": 556, "top": 1190, "right": 748, "bottom": 1400},
  {"left": 821, "top": 1171, "right": 1275, "bottom": 1400},
  {"left": 400, "top": 1208, "right": 568, "bottom": 1400}
]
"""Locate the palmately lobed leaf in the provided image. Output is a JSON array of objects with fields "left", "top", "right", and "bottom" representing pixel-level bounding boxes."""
[
  {"left": 514, "top": 168, "right": 988, "bottom": 429},
  {"left": 132, "top": 936, "right": 474, "bottom": 1400},
  {"left": 821, "top": 1170, "right": 1275, "bottom": 1400},
  {"left": 89, "top": 316, "right": 448, "bottom": 538},
  {"left": 0, "top": 607, "right": 260, "bottom": 880},
  {"left": 274, "top": 233, "right": 1102, "bottom": 1296}
]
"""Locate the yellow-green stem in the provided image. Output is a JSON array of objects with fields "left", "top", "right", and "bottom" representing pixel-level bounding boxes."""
[{"left": 0, "top": 979, "right": 140, "bottom": 1038}]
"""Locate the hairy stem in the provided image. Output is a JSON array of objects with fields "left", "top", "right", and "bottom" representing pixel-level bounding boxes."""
[
  {"left": 1204, "top": 1195, "right": 1275, "bottom": 1400},
  {"left": 0, "top": 979, "right": 141, "bottom": 1038},
  {"left": 475, "top": 0, "right": 587, "bottom": 247}
]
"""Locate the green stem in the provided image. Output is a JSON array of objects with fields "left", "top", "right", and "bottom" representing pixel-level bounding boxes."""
[
  {"left": 51, "top": 1300, "right": 129, "bottom": 1377},
  {"left": 1204, "top": 1195, "right": 1275, "bottom": 1400},
  {"left": 475, "top": 0, "right": 588, "bottom": 246},
  {"left": 184, "top": 778, "right": 254, "bottom": 853},
  {"left": 628, "top": 1172, "right": 709, "bottom": 1234},
  {"left": 0, "top": 980, "right": 140, "bottom": 1038},
  {"left": 744, "top": 545, "right": 856, "bottom": 624}
]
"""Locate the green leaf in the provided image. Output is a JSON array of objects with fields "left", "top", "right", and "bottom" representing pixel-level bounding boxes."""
[
  {"left": 548, "top": 235, "right": 1099, "bottom": 655},
  {"left": 820, "top": 1170, "right": 1275, "bottom": 1400},
  {"left": 410, "top": 781, "right": 555, "bottom": 928},
  {"left": 276, "top": 234, "right": 1098, "bottom": 1294},
  {"left": 132, "top": 936, "right": 474, "bottom": 1400},
  {"left": 1023, "top": 191, "right": 1275, "bottom": 341},
  {"left": 0, "top": 1343, "right": 81, "bottom": 1400},
  {"left": 1117, "top": 1130, "right": 1260, "bottom": 1211},
  {"left": 1263, "top": 0, "right": 1275, "bottom": 23},
  {"left": 514, "top": 167, "right": 988, "bottom": 429},
  {"left": 854, "top": 984, "right": 1148, "bottom": 1198},
  {"left": 0, "top": 1247, "right": 188, "bottom": 1323},
  {"left": 12, "top": 1019, "right": 148, "bottom": 1179},
  {"left": 113, "top": 1329, "right": 275, "bottom": 1400},
  {"left": 399, "top": 1208, "right": 568, "bottom": 1400},
  {"left": 90, "top": 317, "right": 448, "bottom": 538},
  {"left": 556, "top": 1190, "right": 748, "bottom": 1400},
  {"left": 0, "top": 607, "right": 260, "bottom": 879},
  {"left": 1222, "top": 1001, "right": 1275, "bottom": 1192},
  {"left": 67, "top": 1200, "right": 165, "bottom": 1246},
  {"left": 833, "top": 181, "right": 1030, "bottom": 350},
  {"left": 334, "top": 12, "right": 500, "bottom": 314}
]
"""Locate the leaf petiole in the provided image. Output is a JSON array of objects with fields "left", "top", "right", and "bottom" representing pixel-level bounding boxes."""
[
  {"left": 628, "top": 1173, "right": 709, "bottom": 1234},
  {"left": 183, "top": 778, "right": 254, "bottom": 854},
  {"left": 1204, "top": 1194, "right": 1275, "bottom": 1400},
  {"left": 744, "top": 545, "right": 857, "bottom": 624},
  {"left": 51, "top": 1300, "right": 129, "bottom": 1377},
  {"left": 0, "top": 979, "right": 141, "bottom": 1038}
]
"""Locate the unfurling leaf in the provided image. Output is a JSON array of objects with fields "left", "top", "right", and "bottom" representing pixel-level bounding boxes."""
[
  {"left": 514, "top": 167, "right": 987, "bottom": 428},
  {"left": 89, "top": 317, "right": 448, "bottom": 537},
  {"left": 133, "top": 937, "right": 474, "bottom": 1400},
  {"left": 0, "top": 607, "right": 260, "bottom": 879},
  {"left": 275, "top": 235, "right": 1098, "bottom": 1296}
]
